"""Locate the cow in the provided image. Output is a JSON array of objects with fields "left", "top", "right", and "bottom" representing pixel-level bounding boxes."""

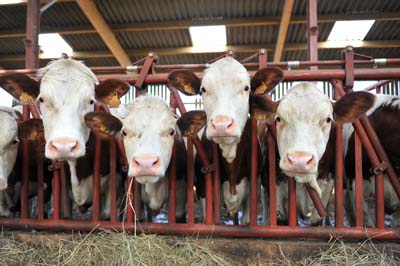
[
  {"left": 251, "top": 81, "right": 374, "bottom": 225},
  {"left": 84, "top": 96, "right": 187, "bottom": 222},
  {"left": 169, "top": 57, "right": 283, "bottom": 224},
  {"left": 344, "top": 94, "right": 400, "bottom": 227},
  {"left": 0, "top": 106, "right": 51, "bottom": 217},
  {"left": 0, "top": 59, "right": 128, "bottom": 219}
]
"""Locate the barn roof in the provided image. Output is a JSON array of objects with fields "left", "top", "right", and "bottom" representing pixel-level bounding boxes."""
[{"left": 0, "top": 0, "right": 399, "bottom": 69}]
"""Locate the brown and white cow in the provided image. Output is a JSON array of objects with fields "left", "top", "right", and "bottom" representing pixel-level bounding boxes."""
[
  {"left": 84, "top": 96, "right": 187, "bottom": 221},
  {"left": 169, "top": 57, "right": 282, "bottom": 224},
  {"left": 344, "top": 94, "right": 400, "bottom": 227},
  {"left": 0, "top": 59, "right": 126, "bottom": 218},
  {"left": 253, "top": 82, "right": 374, "bottom": 224}
]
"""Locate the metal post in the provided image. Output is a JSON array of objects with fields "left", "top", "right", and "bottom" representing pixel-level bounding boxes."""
[
  {"left": 109, "top": 139, "right": 117, "bottom": 222},
  {"left": 307, "top": 0, "right": 318, "bottom": 71},
  {"left": 21, "top": 105, "right": 30, "bottom": 218},
  {"left": 354, "top": 131, "right": 364, "bottom": 227},
  {"left": 25, "top": 0, "right": 41, "bottom": 69},
  {"left": 168, "top": 143, "right": 177, "bottom": 224},
  {"left": 267, "top": 130, "right": 277, "bottom": 226},
  {"left": 186, "top": 139, "right": 195, "bottom": 225},
  {"left": 212, "top": 143, "right": 220, "bottom": 224}
]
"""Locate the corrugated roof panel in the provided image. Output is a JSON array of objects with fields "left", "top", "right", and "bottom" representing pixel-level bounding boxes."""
[
  {"left": 365, "top": 21, "right": 400, "bottom": 41},
  {"left": 95, "top": 0, "right": 284, "bottom": 25},
  {"left": 227, "top": 25, "right": 279, "bottom": 45},
  {"left": 116, "top": 30, "right": 192, "bottom": 50},
  {"left": 0, "top": 4, "right": 26, "bottom": 31},
  {"left": 80, "top": 57, "right": 119, "bottom": 67},
  {"left": 0, "top": 38, "right": 25, "bottom": 55},
  {"left": 41, "top": 2, "right": 91, "bottom": 28},
  {"left": 61, "top": 33, "right": 108, "bottom": 51}
]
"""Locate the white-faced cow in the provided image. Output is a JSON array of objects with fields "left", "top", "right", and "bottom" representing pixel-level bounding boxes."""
[
  {"left": 84, "top": 96, "right": 187, "bottom": 221},
  {"left": 169, "top": 57, "right": 282, "bottom": 224},
  {"left": 253, "top": 82, "right": 374, "bottom": 225},
  {"left": 0, "top": 59, "right": 128, "bottom": 219},
  {"left": 344, "top": 94, "right": 400, "bottom": 227}
]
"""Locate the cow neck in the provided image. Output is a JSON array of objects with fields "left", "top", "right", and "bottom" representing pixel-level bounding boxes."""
[{"left": 221, "top": 119, "right": 250, "bottom": 195}]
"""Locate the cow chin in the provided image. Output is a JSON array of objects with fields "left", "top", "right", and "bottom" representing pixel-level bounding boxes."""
[
  {"left": 210, "top": 136, "right": 237, "bottom": 145},
  {"left": 135, "top": 176, "right": 161, "bottom": 184}
]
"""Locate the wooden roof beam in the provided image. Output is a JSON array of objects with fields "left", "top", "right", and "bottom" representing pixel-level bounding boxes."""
[
  {"left": 76, "top": 0, "right": 130, "bottom": 66},
  {"left": 1, "top": 12, "right": 400, "bottom": 39},
  {"left": 273, "top": 0, "right": 295, "bottom": 62}
]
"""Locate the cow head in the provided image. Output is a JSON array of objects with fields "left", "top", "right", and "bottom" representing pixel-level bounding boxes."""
[
  {"left": 36, "top": 59, "right": 98, "bottom": 160},
  {"left": 169, "top": 57, "right": 282, "bottom": 162},
  {"left": 252, "top": 81, "right": 375, "bottom": 183},
  {"left": 85, "top": 96, "right": 178, "bottom": 185}
]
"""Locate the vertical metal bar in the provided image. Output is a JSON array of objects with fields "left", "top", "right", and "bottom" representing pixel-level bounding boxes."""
[
  {"left": 52, "top": 161, "right": 60, "bottom": 220},
  {"left": 133, "top": 179, "right": 141, "bottom": 220},
  {"left": 355, "top": 131, "right": 364, "bottom": 227},
  {"left": 21, "top": 104, "right": 30, "bottom": 218},
  {"left": 335, "top": 124, "right": 344, "bottom": 228},
  {"left": 288, "top": 177, "right": 297, "bottom": 226},
  {"left": 306, "top": 0, "right": 318, "bottom": 71},
  {"left": 92, "top": 137, "right": 102, "bottom": 221},
  {"left": 60, "top": 163, "right": 71, "bottom": 218},
  {"left": 186, "top": 139, "right": 195, "bottom": 225},
  {"left": 168, "top": 143, "right": 177, "bottom": 224},
  {"left": 36, "top": 144, "right": 44, "bottom": 220},
  {"left": 25, "top": 0, "right": 40, "bottom": 69},
  {"left": 212, "top": 143, "right": 220, "bottom": 224},
  {"left": 249, "top": 117, "right": 258, "bottom": 226},
  {"left": 109, "top": 139, "right": 117, "bottom": 222},
  {"left": 343, "top": 47, "right": 355, "bottom": 91},
  {"left": 267, "top": 131, "right": 277, "bottom": 226}
]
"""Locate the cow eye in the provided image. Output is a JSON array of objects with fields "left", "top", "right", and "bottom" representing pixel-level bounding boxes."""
[
  {"left": 200, "top": 87, "right": 206, "bottom": 94},
  {"left": 89, "top": 99, "right": 95, "bottom": 105},
  {"left": 244, "top": 86, "right": 250, "bottom": 92},
  {"left": 169, "top": 129, "right": 175, "bottom": 136},
  {"left": 12, "top": 138, "right": 19, "bottom": 144},
  {"left": 122, "top": 130, "right": 127, "bottom": 137},
  {"left": 38, "top": 97, "right": 44, "bottom": 103},
  {"left": 275, "top": 116, "right": 281, "bottom": 123},
  {"left": 326, "top": 117, "right": 332, "bottom": 123}
]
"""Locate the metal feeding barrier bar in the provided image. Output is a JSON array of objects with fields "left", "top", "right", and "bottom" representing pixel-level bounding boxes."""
[{"left": 0, "top": 50, "right": 399, "bottom": 240}]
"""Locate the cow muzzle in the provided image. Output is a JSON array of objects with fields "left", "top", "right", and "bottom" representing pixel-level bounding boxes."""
[
  {"left": 208, "top": 116, "right": 236, "bottom": 137},
  {"left": 47, "top": 139, "right": 81, "bottom": 160},
  {"left": 131, "top": 155, "right": 162, "bottom": 177},
  {"left": 282, "top": 151, "right": 316, "bottom": 175}
]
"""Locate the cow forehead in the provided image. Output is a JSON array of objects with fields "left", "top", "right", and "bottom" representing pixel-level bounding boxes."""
[
  {"left": 39, "top": 59, "right": 97, "bottom": 103},
  {"left": 123, "top": 96, "right": 176, "bottom": 130},
  {"left": 278, "top": 83, "right": 333, "bottom": 123},
  {"left": 202, "top": 57, "right": 249, "bottom": 91}
]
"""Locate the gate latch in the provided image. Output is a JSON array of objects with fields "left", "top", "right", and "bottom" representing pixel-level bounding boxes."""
[
  {"left": 370, "top": 161, "right": 388, "bottom": 175},
  {"left": 201, "top": 163, "right": 217, "bottom": 174}
]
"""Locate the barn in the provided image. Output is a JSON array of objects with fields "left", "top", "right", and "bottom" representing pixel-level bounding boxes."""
[{"left": 0, "top": 0, "right": 400, "bottom": 264}]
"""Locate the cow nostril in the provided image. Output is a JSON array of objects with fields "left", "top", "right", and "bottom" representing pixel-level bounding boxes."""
[
  {"left": 152, "top": 158, "right": 159, "bottom": 166},
  {"left": 227, "top": 120, "right": 233, "bottom": 128},
  {"left": 306, "top": 156, "right": 314, "bottom": 165}
]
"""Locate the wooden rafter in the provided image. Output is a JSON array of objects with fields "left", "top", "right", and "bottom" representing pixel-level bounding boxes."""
[
  {"left": 1, "top": 12, "right": 400, "bottom": 39},
  {"left": 273, "top": 0, "right": 295, "bottom": 62},
  {"left": 1, "top": 41, "right": 400, "bottom": 62},
  {"left": 75, "top": 0, "right": 130, "bottom": 66}
]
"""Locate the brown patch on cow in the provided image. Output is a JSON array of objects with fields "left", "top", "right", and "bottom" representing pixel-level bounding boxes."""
[
  {"left": 18, "top": 119, "right": 44, "bottom": 142},
  {"left": 168, "top": 70, "right": 201, "bottom": 95},
  {"left": 249, "top": 94, "right": 279, "bottom": 122},
  {"left": 95, "top": 79, "right": 130, "bottom": 108},
  {"left": 333, "top": 91, "right": 375, "bottom": 123},
  {"left": 84, "top": 112, "right": 123, "bottom": 139},
  {"left": 250, "top": 67, "right": 284, "bottom": 95},
  {"left": 0, "top": 74, "right": 39, "bottom": 104},
  {"left": 176, "top": 110, "right": 206, "bottom": 137}
]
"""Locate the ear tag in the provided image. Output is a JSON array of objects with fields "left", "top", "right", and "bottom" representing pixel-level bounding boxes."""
[
  {"left": 20, "top": 91, "right": 35, "bottom": 104},
  {"left": 107, "top": 94, "right": 121, "bottom": 108},
  {"left": 255, "top": 81, "right": 268, "bottom": 95},
  {"left": 183, "top": 83, "right": 196, "bottom": 94}
]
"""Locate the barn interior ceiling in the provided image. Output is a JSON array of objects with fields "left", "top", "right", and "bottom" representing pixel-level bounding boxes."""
[{"left": 0, "top": 0, "right": 399, "bottom": 69}]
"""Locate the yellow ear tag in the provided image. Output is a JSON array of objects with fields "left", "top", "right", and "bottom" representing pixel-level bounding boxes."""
[
  {"left": 255, "top": 81, "right": 268, "bottom": 95},
  {"left": 20, "top": 91, "right": 35, "bottom": 105},
  {"left": 100, "top": 125, "right": 111, "bottom": 135},
  {"left": 183, "top": 83, "right": 196, "bottom": 95},
  {"left": 106, "top": 94, "right": 121, "bottom": 108}
]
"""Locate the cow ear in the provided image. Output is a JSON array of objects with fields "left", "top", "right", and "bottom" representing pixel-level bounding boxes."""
[
  {"left": 95, "top": 79, "right": 130, "bottom": 108},
  {"left": 84, "top": 112, "right": 123, "bottom": 139},
  {"left": 251, "top": 67, "right": 284, "bottom": 95},
  {"left": 168, "top": 70, "right": 201, "bottom": 96},
  {"left": 177, "top": 110, "right": 207, "bottom": 137},
  {"left": 333, "top": 91, "right": 375, "bottom": 123},
  {"left": 249, "top": 94, "right": 279, "bottom": 122},
  {"left": 18, "top": 119, "right": 44, "bottom": 141},
  {"left": 0, "top": 74, "right": 40, "bottom": 104}
]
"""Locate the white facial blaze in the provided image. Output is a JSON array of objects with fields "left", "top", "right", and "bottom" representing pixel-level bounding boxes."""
[
  {"left": 38, "top": 59, "right": 97, "bottom": 159},
  {"left": 0, "top": 108, "right": 19, "bottom": 191},
  {"left": 276, "top": 83, "right": 333, "bottom": 179},
  {"left": 201, "top": 58, "right": 250, "bottom": 146},
  {"left": 122, "top": 97, "right": 177, "bottom": 184}
]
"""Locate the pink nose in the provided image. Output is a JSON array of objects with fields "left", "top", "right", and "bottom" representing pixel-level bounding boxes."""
[
  {"left": 284, "top": 152, "right": 316, "bottom": 174},
  {"left": 131, "top": 156, "right": 161, "bottom": 176},
  {"left": 48, "top": 139, "right": 79, "bottom": 159},
  {"left": 209, "top": 116, "right": 236, "bottom": 136}
]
